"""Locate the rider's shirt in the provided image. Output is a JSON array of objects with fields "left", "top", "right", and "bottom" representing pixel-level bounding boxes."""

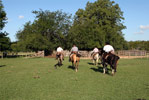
[
  {"left": 57, "top": 47, "right": 63, "bottom": 52},
  {"left": 71, "top": 46, "right": 78, "bottom": 52},
  {"left": 103, "top": 45, "right": 114, "bottom": 53}
]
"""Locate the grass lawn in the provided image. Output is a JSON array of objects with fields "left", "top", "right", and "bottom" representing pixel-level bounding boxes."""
[{"left": 0, "top": 57, "right": 149, "bottom": 100}]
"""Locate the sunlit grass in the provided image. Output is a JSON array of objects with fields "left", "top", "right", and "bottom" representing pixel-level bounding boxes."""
[{"left": 0, "top": 57, "right": 149, "bottom": 100}]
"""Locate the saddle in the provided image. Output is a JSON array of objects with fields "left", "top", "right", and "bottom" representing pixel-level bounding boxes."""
[
  {"left": 102, "top": 52, "right": 110, "bottom": 61},
  {"left": 71, "top": 51, "right": 81, "bottom": 57}
]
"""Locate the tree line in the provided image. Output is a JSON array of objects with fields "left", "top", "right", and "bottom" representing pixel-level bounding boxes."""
[{"left": 0, "top": 0, "right": 149, "bottom": 55}]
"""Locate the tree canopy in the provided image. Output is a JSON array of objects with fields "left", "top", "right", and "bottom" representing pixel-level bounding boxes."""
[
  {"left": 0, "top": 0, "right": 10, "bottom": 52},
  {"left": 16, "top": 10, "right": 72, "bottom": 52},
  {"left": 0, "top": 0, "right": 7, "bottom": 31},
  {"left": 128, "top": 41, "right": 149, "bottom": 51},
  {"left": 16, "top": 0, "right": 129, "bottom": 52},
  {"left": 67, "top": 0, "right": 128, "bottom": 50}
]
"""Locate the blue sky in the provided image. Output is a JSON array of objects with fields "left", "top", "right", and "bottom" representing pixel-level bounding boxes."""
[{"left": 2, "top": 0, "right": 149, "bottom": 42}]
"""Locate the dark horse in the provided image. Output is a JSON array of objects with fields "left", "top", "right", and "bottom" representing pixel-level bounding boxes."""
[
  {"left": 55, "top": 53, "right": 64, "bottom": 69},
  {"left": 98, "top": 48, "right": 120, "bottom": 75}
]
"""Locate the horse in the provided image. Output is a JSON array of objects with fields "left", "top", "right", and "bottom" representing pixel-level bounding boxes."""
[
  {"left": 92, "top": 53, "right": 100, "bottom": 66},
  {"left": 55, "top": 53, "right": 64, "bottom": 69},
  {"left": 98, "top": 48, "right": 120, "bottom": 75},
  {"left": 70, "top": 53, "right": 80, "bottom": 72}
]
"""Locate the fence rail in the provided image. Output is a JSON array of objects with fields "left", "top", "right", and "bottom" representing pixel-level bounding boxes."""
[{"left": 1, "top": 50, "right": 149, "bottom": 59}]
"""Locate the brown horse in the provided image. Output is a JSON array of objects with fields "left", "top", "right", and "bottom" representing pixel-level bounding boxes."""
[{"left": 71, "top": 53, "right": 80, "bottom": 72}]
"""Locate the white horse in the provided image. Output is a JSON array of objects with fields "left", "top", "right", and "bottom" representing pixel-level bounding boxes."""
[{"left": 92, "top": 53, "right": 100, "bottom": 66}]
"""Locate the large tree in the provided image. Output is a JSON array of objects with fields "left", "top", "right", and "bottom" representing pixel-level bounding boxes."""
[
  {"left": 67, "top": 0, "right": 128, "bottom": 50},
  {"left": 16, "top": 10, "right": 72, "bottom": 52},
  {"left": 0, "top": 0, "right": 10, "bottom": 52},
  {"left": 0, "top": 0, "right": 7, "bottom": 30}
]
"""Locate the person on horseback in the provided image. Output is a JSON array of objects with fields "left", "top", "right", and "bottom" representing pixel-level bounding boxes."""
[
  {"left": 56, "top": 46, "right": 64, "bottom": 60},
  {"left": 91, "top": 47, "right": 99, "bottom": 59},
  {"left": 102, "top": 42, "right": 115, "bottom": 60},
  {"left": 103, "top": 42, "right": 114, "bottom": 54},
  {"left": 69, "top": 44, "right": 80, "bottom": 61}
]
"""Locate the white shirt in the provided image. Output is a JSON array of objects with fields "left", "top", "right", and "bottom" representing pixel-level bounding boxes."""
[
  {"left": 93, "top": 48, "right": 99, "bottom": 53},
  {"left": 103, "top": 45, "right": 114, "bottom": 53},
  {"left": 57, "top": 47, "right": 63, "bottom": 52},
  {"left": 71, "top": 46, "right": 78, "bottom": 52}
]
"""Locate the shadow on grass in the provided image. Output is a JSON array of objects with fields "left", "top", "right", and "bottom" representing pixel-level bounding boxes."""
[
  {"left": 90, "top": 66, "right": 112, "bottom": 75},
  {"left": 88, "top": 62, "right": 102, "bottom": 65},
  {"left": 88, "top": 62, "right": 94, "bottom": 65},
  {"left": 68, "top": 65, "right": 75, "bottom": 70},
  {"left": 54, "top": 63, "right": 63, "bottom": 69},
  {"left": 90, "top": 66, "right": 103, "bottom": 73},
  {"left": 0, "top": 65, "right": 6, "bottom": 67}
]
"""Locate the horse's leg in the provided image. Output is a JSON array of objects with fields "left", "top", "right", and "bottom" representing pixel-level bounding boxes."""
[
  {"left": 103, "top": 66, "right": 106, "bottom": 74},
  {"left": 112, "top": 68, "right": 115, "bottom": 75},
  {"left": 60, "top": 55, "right": 63, "bottom": 65},
  {"left": 74, "top": 61, "right": 78, "bottom": 72},
  {"left": 93, "top": 59, "right": 95, "bottom": 65},
  {"left": 75, "top": 63, "right": 78, "bottom": 72},
  {"left": 96, "top": 58, "right": 98, "bottom": 66},
  {"left": 57, "top": 58, "right": 60, "bottom": 65},
  {"left": 76, "top": 61, "right": 79, "bottom": 72},
  {"left": 103, "top": 63, "right": 107, "bottom": 74},
  {"left": 72, "top": 61, "right": 74, "bottom": 67}
]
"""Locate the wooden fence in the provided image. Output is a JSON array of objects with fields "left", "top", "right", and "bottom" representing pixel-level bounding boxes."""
[
  {"left": 116, "top": 50, "right": 149, "bottom": 59},
  {"left": 0, "top": 51, "right": 44, "bottom": 58},
  {"left": 1, "top": 50, "right": 148, "bottom": 59}
]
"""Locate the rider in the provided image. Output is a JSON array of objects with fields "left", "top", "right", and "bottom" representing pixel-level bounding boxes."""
[
  {"left": 102, "top": 42, "right": 115, "bottom": 60},
  {"left": 56, "top": 46, "right": 64, "bottom": 60},
  {"left": 103, "top": 42, "right": 114, "bottom": 54},
  {"left": 91, "top": 47, "right": 99, "bottom": 59},
  {"left": 69, "top": 44, "right": 80, "bottom": 61}
]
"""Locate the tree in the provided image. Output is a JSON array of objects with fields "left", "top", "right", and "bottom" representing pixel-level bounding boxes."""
[
  {"left": 0, "top": 0, "right": 7, "bottom": 31},
  {"left": 16, "top": 10, "right": 72, "bottom": 52},
  {"left": 128, "top": 41, "right": 149, "bottom": 51},
  {"left": 0, "top": 0, "right": 10, "bottom": 53},
  {"left": 0, "top": 33, "right": 10, "bottom": 51},
  {"left": 67, "top": 0, "right": 128, "bottom": 50}
]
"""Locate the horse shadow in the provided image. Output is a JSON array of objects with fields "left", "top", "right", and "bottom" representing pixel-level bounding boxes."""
[
  {"left": 54, "top": 63, "right": 63, "bottom": 69},
  {"left": 90, "top": 66, "right": 103, "bottom": 73},
  {"left": 67, "top": 65, "right": 75, "bottom": 70},
  {"left": 90, "top": 66, "right": 112, "bottom": 75},
  {"left": 88, "top": 62, "right": 94, "bottom": 65},
  {"left": 88, "top": 62, "right": 102, "bottom": 65},
  {"left": 0, "top": 65, "right": 6, "bottom": 67}
]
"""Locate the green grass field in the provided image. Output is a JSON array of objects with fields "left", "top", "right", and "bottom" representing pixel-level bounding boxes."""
[{"left": 0, "top": 57, "right": 149, "bottom": 100}]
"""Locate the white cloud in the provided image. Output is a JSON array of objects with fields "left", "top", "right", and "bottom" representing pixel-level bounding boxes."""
[
  {"left": 18, "top": 15, "right": 24, "bottom": 19},
  {"left": 140, "top": 25, "right": 149, "bottom": 30},
  {"left": 135, "top": 25, "right": 149, "bottom": 34}
]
